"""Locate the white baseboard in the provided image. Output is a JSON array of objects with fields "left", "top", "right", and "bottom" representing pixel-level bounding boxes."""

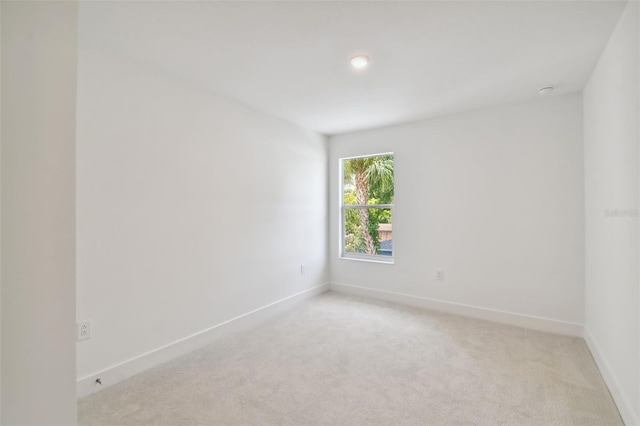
[
  {"left": 584, "top": 327, "right": 639, "bottom": 426},
  {"left": 77, "top": 283, "right": 329, "bottom": 399},
  {"left": 330, "top": 282, "right": 583, "bottom": 337}
]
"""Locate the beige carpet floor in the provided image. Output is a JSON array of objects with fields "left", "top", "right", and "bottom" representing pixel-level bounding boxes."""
[{"left": 79, "top": 291, "right": 622, "bottom": 425}]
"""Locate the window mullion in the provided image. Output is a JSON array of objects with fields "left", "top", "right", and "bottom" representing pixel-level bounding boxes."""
[{"left": 343, "top": 204, "right": 393, "bottom": 209}]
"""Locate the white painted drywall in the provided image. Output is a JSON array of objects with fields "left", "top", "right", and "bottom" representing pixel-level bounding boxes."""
[
  {"left": 75, "top": 45, "right": 328, "bottom": 380},
  {"left": 0, "top": 2, "right": 3, "bottom": 419},
  {"left": 1, "top": 2, "right": 78, "bottom": 424},
  {"left": 329, "top": 94, "right": 585, "bottom": 326},
  {"left": 583, "top": 1, "right": 639, "bottom": 424},
  {"left": 76, "top": 1, "right": 626, "bottom": 136}
]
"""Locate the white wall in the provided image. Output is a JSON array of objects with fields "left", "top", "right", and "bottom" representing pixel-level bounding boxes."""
[
  {"left": 1, "top": 2, "right": 78, "bottom": 424},
  {"left": 583, "top": 1, "right": 639, "bottom": 424},
  {"left": 329, "top": 94, "right": 585, "bottom": 332},
  {"left": 0, "top": 2, "right": 3, "bottom": 419},
  {"left": 75, "top": 45, "right": 329, "bottom": 384},
  {"left": 1, "top": 2, "right": 3, "bottom": 419}
]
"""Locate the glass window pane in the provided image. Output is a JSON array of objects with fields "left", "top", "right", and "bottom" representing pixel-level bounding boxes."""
[
  {"left": 343, "top": 155, "right": 394, "bottom": 205},
  {"left": 344, "top": 208, "right": 392, "bottom": 256}
]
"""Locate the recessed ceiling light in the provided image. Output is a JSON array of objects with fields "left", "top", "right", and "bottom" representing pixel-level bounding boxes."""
[
  {"left": 538, "top": 86, "right": 555, "bottom": 95},
  {"left": 350, "top": 55, "right": 369, "bottom": 69}
]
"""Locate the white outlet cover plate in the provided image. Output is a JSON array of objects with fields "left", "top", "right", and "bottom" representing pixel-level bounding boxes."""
[{"left": 77, "top": 320, "right": 92, "bottom": 341}]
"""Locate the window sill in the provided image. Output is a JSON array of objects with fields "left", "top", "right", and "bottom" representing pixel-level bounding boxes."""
[{"left": 339, "top": 255, "right": 395, "bottom": 265}]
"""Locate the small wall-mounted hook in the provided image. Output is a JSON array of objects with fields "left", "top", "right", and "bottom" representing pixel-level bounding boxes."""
[{"left": 95, "top": 378, "right": 102, "bottom": 385}]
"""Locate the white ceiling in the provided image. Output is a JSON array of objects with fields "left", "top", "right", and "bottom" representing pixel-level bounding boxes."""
[{"left": 79, "top": 1, "right": 626, "bottom": 135}]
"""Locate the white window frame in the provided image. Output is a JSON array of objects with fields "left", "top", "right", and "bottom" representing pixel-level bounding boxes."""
[{"left": 339, "top": 152, "right": 394, "bottom": 264}]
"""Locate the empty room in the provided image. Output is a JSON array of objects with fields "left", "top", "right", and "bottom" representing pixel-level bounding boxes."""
[{"left": 1, "top": 0, "right": 639, "bottom": 425}]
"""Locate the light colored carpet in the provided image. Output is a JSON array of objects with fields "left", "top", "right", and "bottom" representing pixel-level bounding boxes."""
[{"left": 79, "top": 291, "right": 622, "bottom": 425}]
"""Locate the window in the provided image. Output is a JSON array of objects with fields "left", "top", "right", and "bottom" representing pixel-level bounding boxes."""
[{"left": 340, "top": 153, "right": 394, "bottom": 262}]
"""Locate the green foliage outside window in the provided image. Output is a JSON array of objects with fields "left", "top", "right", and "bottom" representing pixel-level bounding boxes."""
[{"left": 343, "top": 155, "right": 394, "bottom": 255}]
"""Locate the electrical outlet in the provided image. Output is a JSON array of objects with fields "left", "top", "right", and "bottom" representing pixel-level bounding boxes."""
[
  {"left": 300, "top": 264, "right": 305, "bottom": 275},
  {"left": 77, "top": 320, "right": 91, "bottom": 341},
  {"left": 436, "top": 270, "right": 444, "bottom": 281}
]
